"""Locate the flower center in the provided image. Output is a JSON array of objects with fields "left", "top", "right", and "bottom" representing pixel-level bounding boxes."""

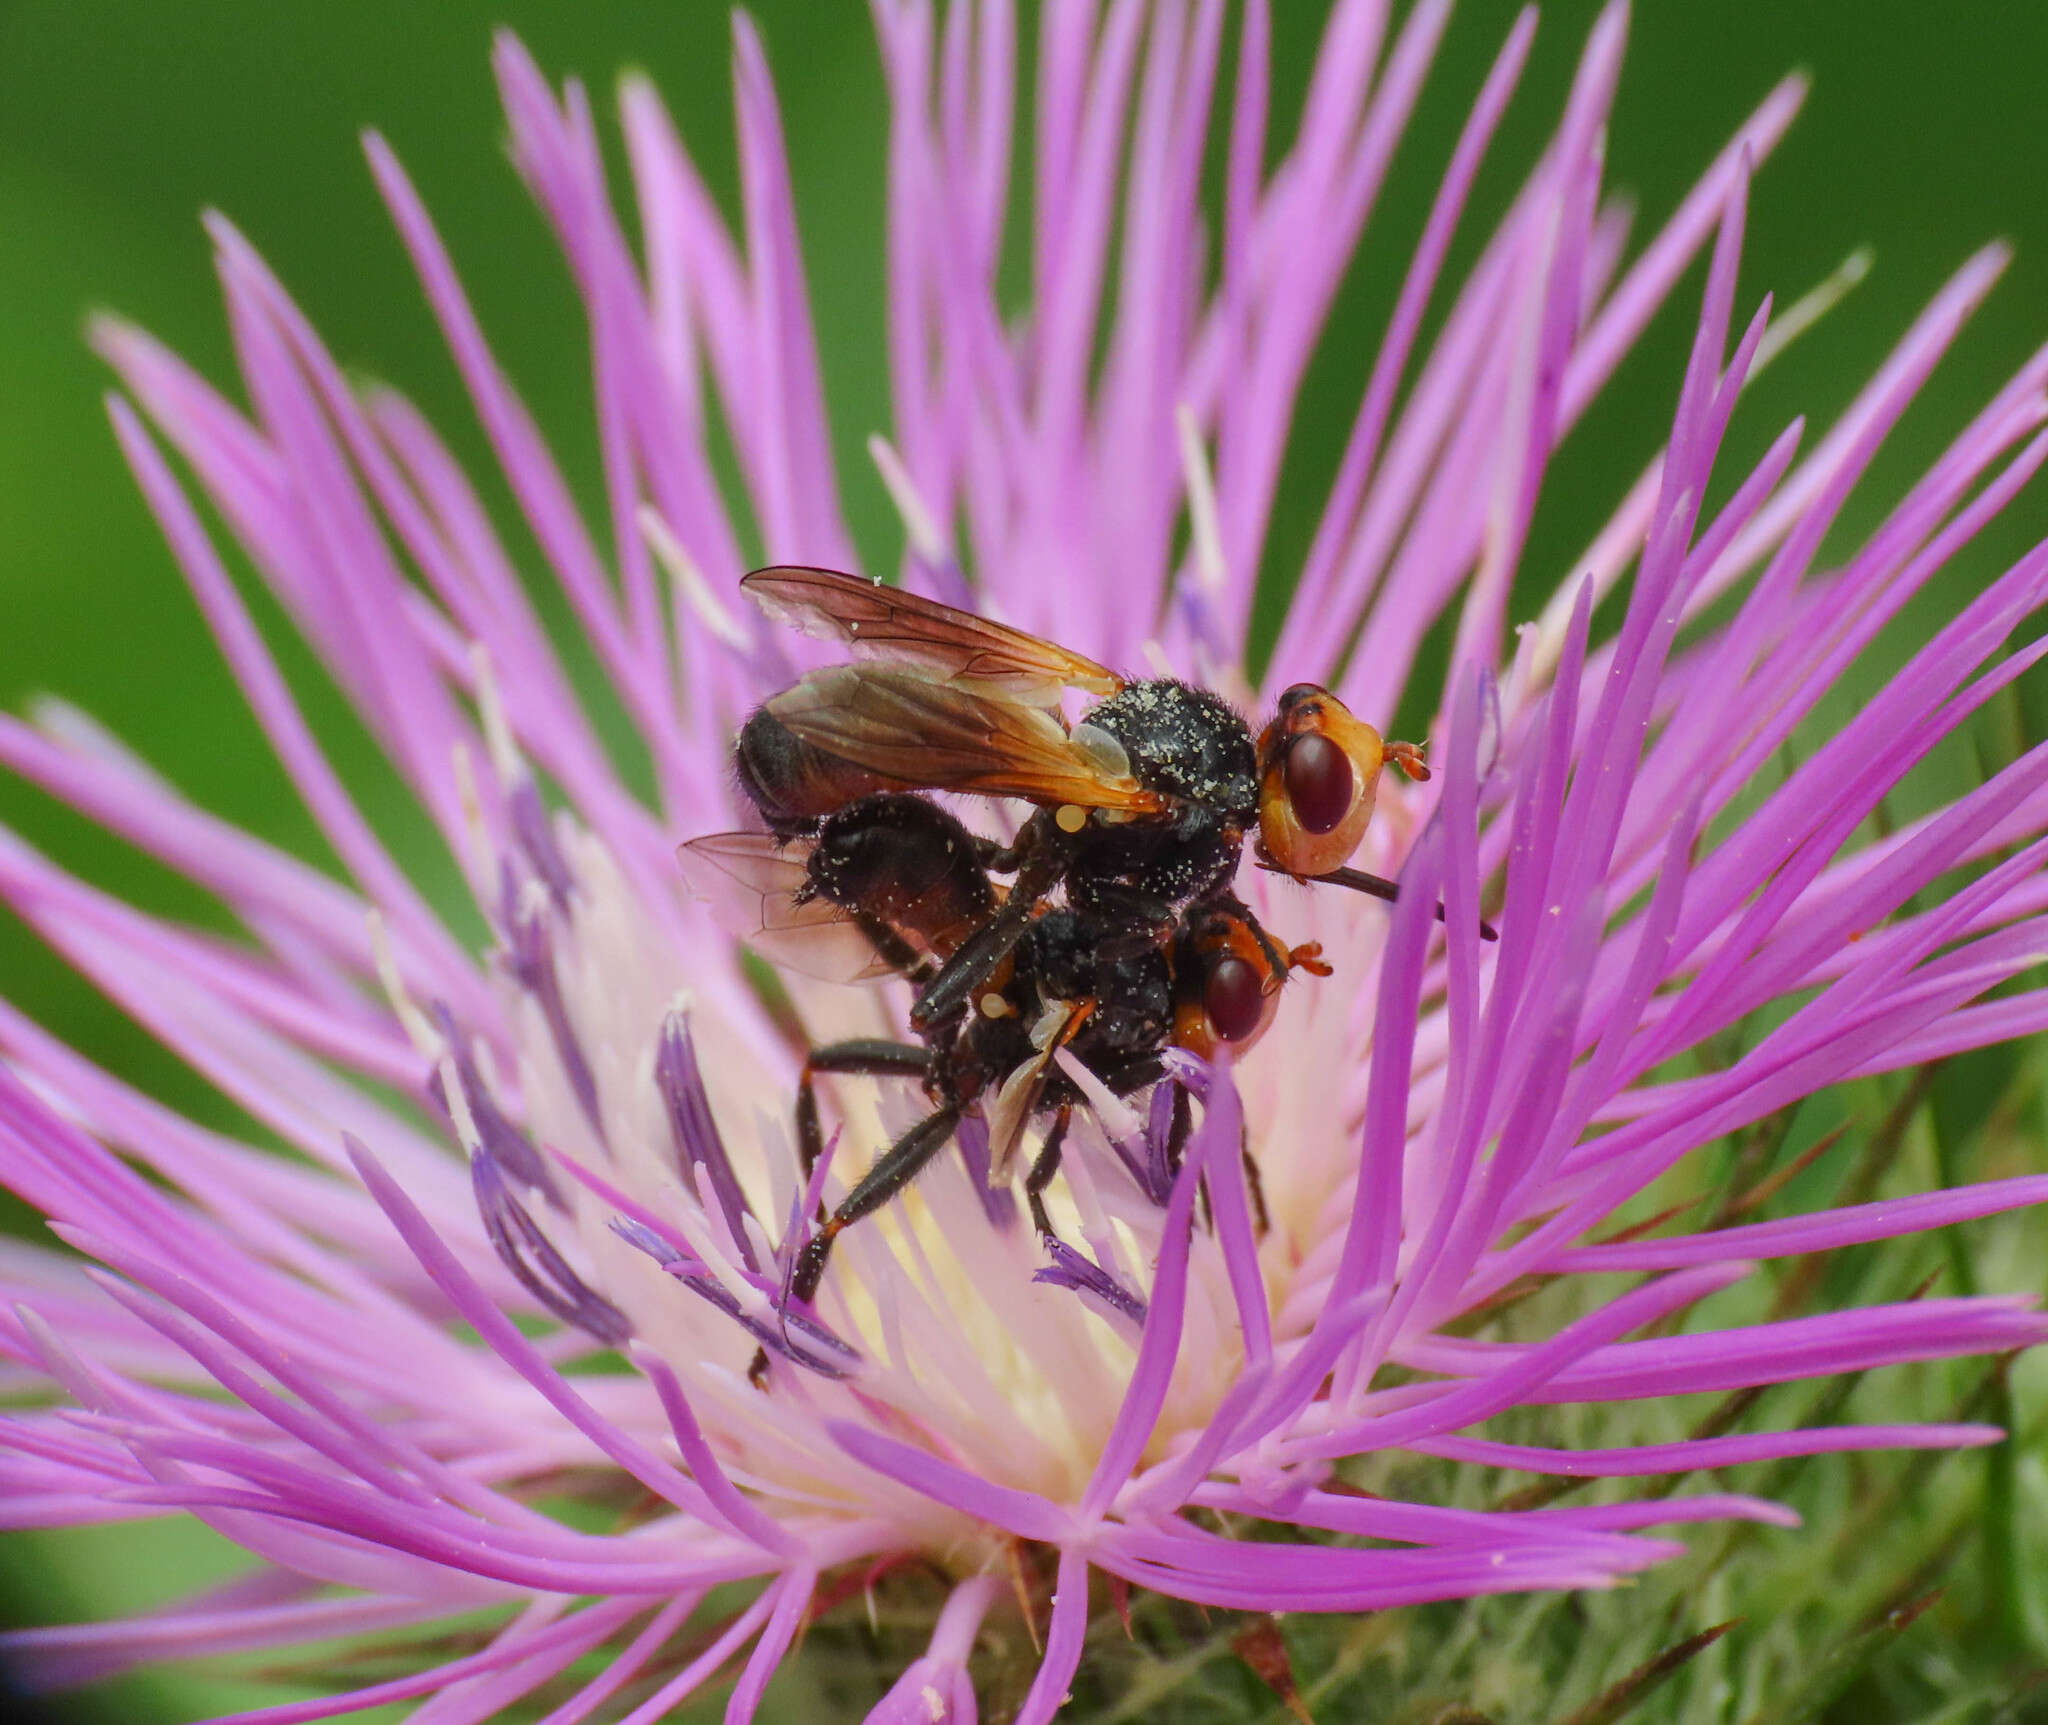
[{"left": 454, "top": 793, "right": 1401, "bottom": 1533}]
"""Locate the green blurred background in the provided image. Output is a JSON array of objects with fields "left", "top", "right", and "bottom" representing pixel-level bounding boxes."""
[{"left": 3, "top": 2, "right": 2048, "bottom": 1719}]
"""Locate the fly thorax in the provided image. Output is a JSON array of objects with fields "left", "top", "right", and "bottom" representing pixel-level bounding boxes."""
[{"left": 1087, "top": 679, "right": 1259, "bottom": 815}]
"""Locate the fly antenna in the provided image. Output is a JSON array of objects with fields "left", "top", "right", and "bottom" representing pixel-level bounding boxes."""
[{"left": 1256, "top": 855, "right": 1499, "bottom": 942}]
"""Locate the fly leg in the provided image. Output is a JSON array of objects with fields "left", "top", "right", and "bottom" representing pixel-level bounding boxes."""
[
  {"left": 796, "top": 1039, "right": 931, "bottom": 1185},
  {"left": 847, "top": 912, "right": 935, "bottom": 986},
  {"left": 981, "top": 805, "right": 1062, "bottom": 876},
  {"left": 1152, "top": 1076, "right": 1267, "bottom": 1239},
  {"left": 1026, "top": 1054, "right": 1176, "bottom": 1231},
  {"left": 1083, "top": 1057, "right": 1206, "bottom": 1209},
  {"left": 910, "top": 820, "right": 1074, "bottom": 1032},
  {"left": 1082, "top": 886, "right": 1178, "bottom": 962},
  {"left": 1024, "top": 1103, "right": 1072, "bottom": 1237},
  {"left": 1166, "top": 1081, "right": 1194, "bottom": 1180},
  {"left": 789, "top": 1104, "right": 964, "bottom": 1307},
  {"left": 750, "top": 1039, "right": 934, "bottom": 1390},
  {"left": 1240, "top": 1124, "right": 1270, "bottom": 1236}
]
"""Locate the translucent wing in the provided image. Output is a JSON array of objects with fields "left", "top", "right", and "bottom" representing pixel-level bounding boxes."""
[
  {"left": 676, "top": 832, "right": 900, "bottom": 984},
  {"left": 742, "top": 565, "right": 1123, "bottom": 706},
  {"left": 984, "top": 1001, "right": 1090, "bottom": 1183},
  {"left": 985, "top": 1041, "right": 1060, "bottom": 1185},
  {"left": 765, "top": 664, "right": 1164, "bottom": 813}
]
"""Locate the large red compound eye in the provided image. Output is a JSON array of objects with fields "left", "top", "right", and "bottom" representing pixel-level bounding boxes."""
[
  {"left": 1204, "top": 955, "right": 1268, "bottom": 1043},
  {"left": 1283, "top": 733, "right": 1354, "bottom": 835}
]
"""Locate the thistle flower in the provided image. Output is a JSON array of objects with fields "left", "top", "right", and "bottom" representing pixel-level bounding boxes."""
[{"left": 5, "top": 3, "right": 2048, "bottom": 1721}]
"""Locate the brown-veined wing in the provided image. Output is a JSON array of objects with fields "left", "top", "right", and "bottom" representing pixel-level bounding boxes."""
[
  {"left": 742, "top": 565, "right": 1122, "bottom": 708},
  {"left": 764, "top": 664, "right": 1164, "bottom": 813}
]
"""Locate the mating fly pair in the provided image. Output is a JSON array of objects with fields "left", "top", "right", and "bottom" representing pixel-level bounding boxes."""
[{"left": 682, "top": 565, "right": 1451, "bottom": 1325}]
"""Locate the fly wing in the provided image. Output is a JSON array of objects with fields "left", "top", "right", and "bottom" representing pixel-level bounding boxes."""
[
  {"left": 984, "top": 1000, "right": 1091, "bottom": 1183},
  {"left": 984, "top": 1042, "right": 1061, "bottom": 1185},
  {"left": 742, "top": 565, "right": 1123, "bottom": 706},
  {"left": 676, "top": 832, "right": 899, "bottom": 984},
  {"left": 765, "top": 664, "right": 1165, "bottom": 812}
]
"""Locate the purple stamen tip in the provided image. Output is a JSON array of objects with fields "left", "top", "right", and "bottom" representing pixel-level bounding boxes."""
[
  {"left": 1034, "top": 1237, "right": 1150, "bottom": 1327},
  {"left": 471, "top": 1146, "right": 630, "bottom": 1346}
]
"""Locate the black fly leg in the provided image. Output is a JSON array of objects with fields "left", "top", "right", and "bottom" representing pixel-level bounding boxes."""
[
  {"left": 1082, "top": 886, "right": 1177, "bottom": 962},
  {"left": 795, "top": 1039, "right": 931, "bottom": 1184},
  {"left": 1151, "top": 1079, "right": 1268, "bottom": 1240},
  {"left": 910, "top": 821, "right": 1074, "bottom": 1031},
  {"left": 1241, "top": 1133, "right": 1271, "bottom": 1236},
  {"left": 982, "top": 806, "right": 1061, "bottom": 876},
  {"left": 790, "top": 1105, "right": 963, "bottom": 1306},
  {"left": 751, "top": 1038, "right": 934, "bottom": 1390},
  {"left": 846, "top": 912, "right": 935, "bottom": 987},
  {"left": 1166, "top": 1082, "right": 1194, "bottom": 1178},
  {"left": 1024, "top": 1103, "right": 1073, "bottom": 1237},
  {"left": 1085, "top": 975, "right": 1260, "bottom": 1232},
  {"left": 1022, "top": 1055, "right": 1174, "bottom": 1241},
  {"left": 908, "top": 898, "right": 1038, "bottom": 1033}
]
